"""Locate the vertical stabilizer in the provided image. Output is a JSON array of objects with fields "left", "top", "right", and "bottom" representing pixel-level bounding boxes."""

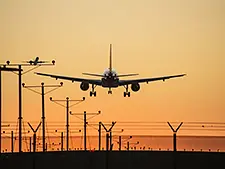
[
  {"left": 109, "top": 44, "right": 112, "bottom": 72},
  {"left": 35, "top": 56, "right": 39, "bottom": 62}
]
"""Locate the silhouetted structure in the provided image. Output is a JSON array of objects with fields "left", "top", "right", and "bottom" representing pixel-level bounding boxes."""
[
  {"left": 23, "top": 82, "right": 63, "bottom": 152},
  {"left": 0, "top": 66, "right": 22, "bottom": 153},
  {"left": 101, "top": 122, "right": 116, "bottom": 151},
  {"left": 167, "top": 122, "right": 183, "bottom": 152},
  {"left": 50, "top": 97, "right": 85, "bottom": 151},
  {"left": 0, "top": 59, "right": 55, "bottom": 153},
  {"left": 35, "top": 44, "right": 186, "bottom": 97},
  {"left": 167, "top": 122, "right": 183, "bottom": 169},
  {"left": 28, "top": 122, "right": 42, "bottom": 153},
  {"left": 70, "top": 111, "right": 100, "bottom": 151}
]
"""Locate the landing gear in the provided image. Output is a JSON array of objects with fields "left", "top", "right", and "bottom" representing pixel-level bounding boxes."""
[
  {"left": 123, "top": 85, "right": 130, "bottom": 97},
  {"left": 108, "top": 88, "right": 112, "bottom": 94},
  {"left": 90, "top": 84, "right": 97, "bottom": 97},
  {"left": 123, "top": 92, "right": 130, "bottom": 97},
  {"left": 90, "top": 91, "right": 96, "bottom": 97}
]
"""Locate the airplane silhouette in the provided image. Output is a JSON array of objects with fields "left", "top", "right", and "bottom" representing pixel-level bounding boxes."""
[
  {"left": 35, "top": 44, "right": 186, "bottom": 97},
  {"left": 23, "top": 56, "right": 50, "bottom": 65}
]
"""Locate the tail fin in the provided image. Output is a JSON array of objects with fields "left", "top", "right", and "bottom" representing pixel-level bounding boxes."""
[
  {"left": 109, "top": 44, "right": 112, "bottom": 72},
  {"left": 35, "top": 56, "right": 39, "bottom": 62}
]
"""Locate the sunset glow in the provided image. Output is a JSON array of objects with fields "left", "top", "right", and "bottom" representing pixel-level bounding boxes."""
[{"left": 0, "top": 0, "right": 224, "bottom": 150}]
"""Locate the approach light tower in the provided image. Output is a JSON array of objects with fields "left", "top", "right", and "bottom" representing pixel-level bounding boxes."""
[
  {"left": 101, "top": 122, "right": 116, "bottom": 151},
  {"left": 27, "top": 121, "right": 42, "bottom": 153},
  {"left": 0, "top": 66, "right": 22, "bottom": 153},
  {"left": 70, "top": 111, "right": 101, "bottom": 151},
  {"left": 50, "top": 97, "right": 85, "bottom": 151},
  {"left": 167, "top": 122, "right": 183, "bottom": 152},
  {"left": 22, "top": 82, "right": 63, "bottom": 152},
  {"left": 0, "top": 59, "right": 55, "bottom": 152}
]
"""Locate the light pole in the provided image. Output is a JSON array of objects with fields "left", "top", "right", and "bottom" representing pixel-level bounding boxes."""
[
  {"left": 101, "top": 122, "right": 116, "bottom": 151},
  {"left": 0, "top": 66, "right": 21, "bottom": 153},
  {"left": 50, "top": 97, "right": 85, "bottom": 151},
  {"left": 98, "top": 122, "right": 121, "bottom": 151},
  {"left": 100, "top": 121, "right": 116, "bottom": 169},
  {"left": 167, "top": 122, "right": 183, "bottom": 169},
  {"left": 0, "top": 59, "right": 55, "bottom": 152},
  {"left": 126, "top": 141, "right": 139, "bottom": 151},
  {"left": 99, "top": 122, "right": 101, "bottom": 151},
  {"left": 167, "top": 122, "right": 183, "bottom": 152},
  {"left": 22, "top": 82, "right": 63, "bottom": 152},
  {"left": 70, "top": 111, "right": 101, "bottom": 151},
  {"left": 118, "top": 135, "right": 132, "bottom": 151},
  {"left": 27, "top": 121, "right": 42, "bottom": 152},
  {"left": 53, "top": 129, "right": 81, "bottom": 151},
  {"left": 109, "top": 129, "right": 124, "bottom": 150}
]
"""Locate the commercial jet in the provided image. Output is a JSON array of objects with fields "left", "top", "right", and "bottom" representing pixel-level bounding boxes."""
[
  {"left": 23, "top": 56, "right": 50, "bottom": 65},
  {"left": 35, "top": 44, "right": 186, "bottom": 97}
]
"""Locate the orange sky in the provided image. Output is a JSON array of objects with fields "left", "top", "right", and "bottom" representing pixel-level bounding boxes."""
[{"left": 0, "top": 0, "right": 225, "bottom": 136}]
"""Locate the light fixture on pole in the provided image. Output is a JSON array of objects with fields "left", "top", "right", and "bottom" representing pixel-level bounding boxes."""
[{"left": 50, "top": 97, "right": 85, "bottom": 151}]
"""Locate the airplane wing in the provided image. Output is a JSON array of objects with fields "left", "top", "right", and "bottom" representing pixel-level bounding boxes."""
[
  {"left": 22, "top": 61, "right": 32, "bottom": 63},
  {"left": 119, "top": 74, "right": 186, "bottom": 86},
  {"left": 35, "top": 72, "right": 102, "bottom": 85},
  {"left": 38, "top": 61, "right": 50, "bottom": 63}
]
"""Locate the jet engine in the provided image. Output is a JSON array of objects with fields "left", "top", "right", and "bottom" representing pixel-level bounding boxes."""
[
  {"left": 80, "top": 82, "right": 89, "bottom": 91},
  {"left": 131, "top": 83, "right": 140, "bottom": 92}
]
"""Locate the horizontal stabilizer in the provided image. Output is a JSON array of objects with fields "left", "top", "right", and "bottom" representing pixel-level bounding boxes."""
[
  {"left": 117, "top": 73, "right": 139, "bottom": 77},
  {"left": 82, "top": 73, "right": 104, "bottom": 77}
]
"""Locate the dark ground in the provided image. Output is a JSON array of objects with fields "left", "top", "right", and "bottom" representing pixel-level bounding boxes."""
[{"left": 0, "top": 150, "right": 224, "bottom": 169}]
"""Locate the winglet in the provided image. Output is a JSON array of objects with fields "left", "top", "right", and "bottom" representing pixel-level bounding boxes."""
[{"left": 34, "top": 72, "right": 40, "bottom": 75}]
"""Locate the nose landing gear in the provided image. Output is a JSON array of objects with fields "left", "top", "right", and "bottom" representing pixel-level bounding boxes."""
[{"left": 108, "top": 87, "right": 112, "bottom": 94}]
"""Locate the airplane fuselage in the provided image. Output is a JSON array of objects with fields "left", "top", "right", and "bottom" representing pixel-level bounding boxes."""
[
  {"left": 101, "top": 76, "right": 119, "bottom": 87},
  {"left": 101, "top": 69, "right": 119, "bottom": 88}
]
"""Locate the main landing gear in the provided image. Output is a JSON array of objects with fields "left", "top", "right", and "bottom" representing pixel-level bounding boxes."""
[
  {"left": 123, "top": 85, "right": 130, "bottom": 97},
  {"left": 90, "top": 84, "right": 97, "bottom": 97}
]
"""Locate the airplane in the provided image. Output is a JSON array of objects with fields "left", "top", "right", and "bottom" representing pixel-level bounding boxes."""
[
  {"left": 35, "top": 44, "right": 186, "bottom": 97},
  {"left": 23, "top": 56, "right": 50, "bottom": 65}
]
